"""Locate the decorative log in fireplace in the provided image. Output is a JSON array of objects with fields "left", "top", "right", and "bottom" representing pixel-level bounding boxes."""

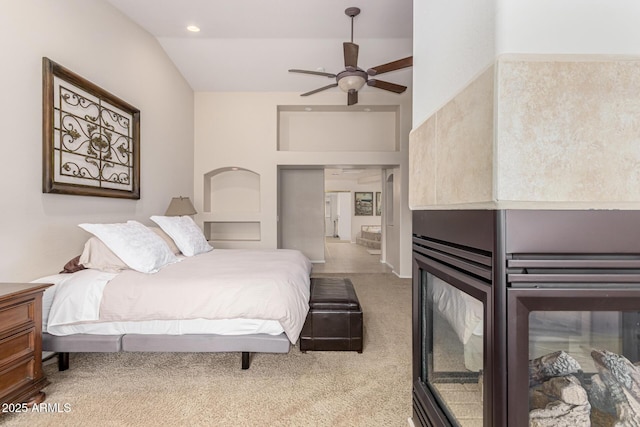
[
  {"left": 528, "top": 349, "right": 640, "bottom": 427},
  {"left": 412, "top": 210, "right": 640, "bottom": 427}
]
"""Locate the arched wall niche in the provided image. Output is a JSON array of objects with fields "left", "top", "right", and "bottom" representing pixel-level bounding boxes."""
[{"left": 203, "top": 167, "right": 260, "bottom": 214}]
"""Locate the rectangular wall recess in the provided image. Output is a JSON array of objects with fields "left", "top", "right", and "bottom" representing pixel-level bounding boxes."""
[{"left": 204, "top": 221, "right": 261, "bottom": 241}]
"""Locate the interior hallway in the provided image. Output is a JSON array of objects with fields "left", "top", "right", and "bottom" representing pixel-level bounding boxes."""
[{"left": 311, "top": 238, "right": 392, "bottom": 274}]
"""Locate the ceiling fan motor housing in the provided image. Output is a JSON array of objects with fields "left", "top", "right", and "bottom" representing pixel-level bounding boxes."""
[{"left": 345, "top": 7, "right": 361, "bottom": 18}]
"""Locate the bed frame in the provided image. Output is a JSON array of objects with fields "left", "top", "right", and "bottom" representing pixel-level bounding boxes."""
[{"left": 42, "top": 332, "right": 290, "bottom": 370}]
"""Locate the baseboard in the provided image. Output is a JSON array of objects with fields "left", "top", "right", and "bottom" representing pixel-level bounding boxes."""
[
  {"left": 407, "top": 416, "right": 416, "bottom": 427},
  {"left": 310, "top": 260, "right": 326, "bottom": 264},
  {"left": 394, "top": 271, "right": 412, "bottom": 279}
]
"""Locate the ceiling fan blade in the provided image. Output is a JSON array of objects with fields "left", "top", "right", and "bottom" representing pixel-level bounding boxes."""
[
  {"left": 367, "top": 56, "right": 413, "bottom": 76},
  {"left": 367, "top": 79, "right": 407, "bottom": 94},
  {"left": 289, "top": 69, "right": 336, "bottom": 78},
  {"left": 343, "top": 42, "right": 359, "bottom": 69},
  {"left": 301, "top": 83, "right": 338, "bottom": 97},
  {"left": 347, "top": 89, "right": 358, "bottom": 106}
]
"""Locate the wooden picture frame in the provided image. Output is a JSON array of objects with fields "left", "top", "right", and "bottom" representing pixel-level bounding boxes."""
[
  {"left": 354, "top": 192, "right": 373, "bottom": 216},
  {"left": 42, "top": 57, "right": 140, "bottom": 199}
]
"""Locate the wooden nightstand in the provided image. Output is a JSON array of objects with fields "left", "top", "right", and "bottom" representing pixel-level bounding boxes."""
[{"left": 0, "top": 283, "right": 52, "bottom": 406}]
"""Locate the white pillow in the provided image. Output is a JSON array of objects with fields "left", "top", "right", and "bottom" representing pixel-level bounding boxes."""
[
  {"left": 148, "top": 226, "right": 181, "bottom": 255},
  {"left": 78, "top": 221, "right": 179, "bottom": 273},
  {"left": 80, "top": 236, "right": 129, "bottom": 273},
  {"left": 150, "top": 215, "right": 213, "bottom": 257}
]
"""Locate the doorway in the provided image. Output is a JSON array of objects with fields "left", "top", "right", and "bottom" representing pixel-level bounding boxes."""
[
  {"left": 278, "top": 165, "right": 395, "bottom": 274},
  {"left": 325, "top": 191, "right": 351, "bottom": 241},
  {"left": 314, "top": 167, "right": 391, "bottom": 274}
]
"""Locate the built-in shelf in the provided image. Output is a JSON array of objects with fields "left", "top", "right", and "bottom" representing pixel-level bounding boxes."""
[
  {"left": 204, "top": 221, "right": 261, "bottom": 241},
  {"left": 277, "top": 105, "right": 400, "bottom": 152}
]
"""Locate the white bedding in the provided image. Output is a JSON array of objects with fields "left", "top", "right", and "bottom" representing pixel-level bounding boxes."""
[
  {"left": 42, "top": 249, "right": 312, "bottom": 343},
  {"left": 431, "top": 276, "right": 483, "bottom": 344},
  {"left": 31, "top": 273, "right": 72, "bottom": 329}
]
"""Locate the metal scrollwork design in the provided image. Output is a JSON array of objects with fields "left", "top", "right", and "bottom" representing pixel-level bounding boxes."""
[{"left": 55, "top": 85, "right": 134, "bottom": 188}]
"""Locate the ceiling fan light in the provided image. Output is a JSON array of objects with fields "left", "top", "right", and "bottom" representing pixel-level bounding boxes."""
[{"left": 338, "top": 75, "right": 366, "bottom": 92}]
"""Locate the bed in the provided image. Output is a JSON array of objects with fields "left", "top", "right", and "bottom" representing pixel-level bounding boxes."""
[
  {"left": 34, "top": 218, "right": 312, "bottom": 370},
  {"left": 431, "top": 276, "right": 484, "bottom": 372}
]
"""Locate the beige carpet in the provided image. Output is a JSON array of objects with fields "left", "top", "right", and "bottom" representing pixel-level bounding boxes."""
[{"left": 3, "top": 274, "right": 412, "bottom": 427}]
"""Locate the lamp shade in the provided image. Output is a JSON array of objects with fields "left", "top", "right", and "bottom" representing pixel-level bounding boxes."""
[{"left": 164, "top": 197, "right": 197, "bottom": 216}]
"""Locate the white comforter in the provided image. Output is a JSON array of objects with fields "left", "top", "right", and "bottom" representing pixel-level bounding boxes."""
[{"left": 47, "top": 249, "right": 312, "bottom": 343}]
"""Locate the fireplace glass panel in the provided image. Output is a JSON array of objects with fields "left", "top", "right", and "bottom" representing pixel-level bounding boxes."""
[
  {"left": 528, "top": 310, "right": 640, "bottom": 426},
  {"left": 423, "top": 271, "right": 484, "bottom": 427}
]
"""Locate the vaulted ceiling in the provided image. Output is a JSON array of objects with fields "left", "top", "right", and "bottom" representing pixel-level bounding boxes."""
[{"left": 106, "top": 0, "right": 413, "bottom": 93}]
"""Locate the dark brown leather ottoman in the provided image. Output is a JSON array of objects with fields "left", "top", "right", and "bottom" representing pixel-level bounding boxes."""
[{"left": 300, "top": 277, "right": 363, "bottom": 352}]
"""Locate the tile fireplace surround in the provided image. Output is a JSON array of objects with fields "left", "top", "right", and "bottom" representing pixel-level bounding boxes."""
[{"left": 409, "top": 55, "right": 640, "bottom": 211}]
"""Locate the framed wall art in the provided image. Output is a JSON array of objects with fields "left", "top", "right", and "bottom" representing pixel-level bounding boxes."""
[
  {"left": 354, "top": 191, "right": 373, "bottom": 216},
  {"left": 42, "top": 57, "right": 140, "bottom": 199},
  {"left": 375, "top": 191, "right": 382, "bottom": 216}
]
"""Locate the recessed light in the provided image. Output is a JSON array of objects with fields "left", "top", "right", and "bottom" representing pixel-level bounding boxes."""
[
  {"left": 186, "top": 25, "right": 200, "bottom": 32},
  {"left": 304, "top": 107, "right": 313, "bottom": 112},
  {"left": 363, "top": 108, "right": 371, "bottom": 112}
]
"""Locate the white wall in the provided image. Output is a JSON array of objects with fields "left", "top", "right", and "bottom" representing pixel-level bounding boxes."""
[
  {"left": 0, "top": 0, "right": 194, "bottom": 281},
  {"left": 337, "top": 192, "right": 352, "bottom": 241},
  {"left": 383, "top": 169, "right": 406, "bottom": 274},
  {"left": 496, "top": 0, "right": 640, "bottom": 55},
  {"left": 412, "top": 0, "right": 496, "bottom": 125}
]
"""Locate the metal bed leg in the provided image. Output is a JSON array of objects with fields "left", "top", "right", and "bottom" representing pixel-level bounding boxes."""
[
  {"left": 58, "top": 352, "right": 69, "bottom": 371},
  {"left": 241, "top": 352, "right": 251, "bottom": 370}
]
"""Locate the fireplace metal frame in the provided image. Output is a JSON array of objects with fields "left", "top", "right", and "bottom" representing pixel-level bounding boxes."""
[
  {"left": 507, "top": 288, "right": 640, "bottom": 425},
  {"left": 412, "top": 250, "right": 493, "bottom": 426},
  {"left": 412, "top": 210, "right": 503, "bottom": 426},
  {"left": 412, "top": 209, "right": 640, "bottom": 427}
]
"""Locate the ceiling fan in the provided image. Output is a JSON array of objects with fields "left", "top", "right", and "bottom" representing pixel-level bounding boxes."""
[{"left": 289, "top": 7, "right": 413, "bottom": 106}]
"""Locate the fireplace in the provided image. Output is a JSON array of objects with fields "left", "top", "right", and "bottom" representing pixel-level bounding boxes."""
[{"left": 412, "top": 210, "right": 640, "bottom": 427}]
